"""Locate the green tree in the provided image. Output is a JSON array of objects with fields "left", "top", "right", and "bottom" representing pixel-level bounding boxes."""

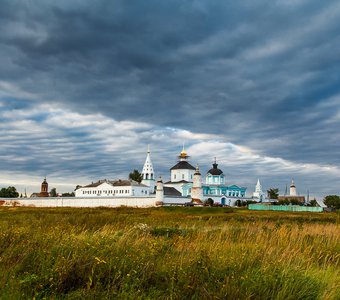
[
  {"left": 205, "top": 198, "right": 214, "bottom": 206},
  {"left": 61, "top": 192, "right": 75, "bottom": 197},
  {"left": 278, "top": 198, "right": 290, "bottom": 205},
  {"left": 267, "top": 188, "right": 279, "bottom": 199},
  {"left": 50, "top": 188, "right": 57, "bottom": 197},
  {"left": 309, "top": 199, "right": 318, "bottom": 207},
  {"left": 129, "top": 169, "right": 143, "bottom": 183},
  {"left": 324, "top": 195, "right": 340, "bottom": 209},
  {"left": 289, "top": 198, "right": 301, "bottom": 205},
  {"left": 0, "top": 186, "right": 19, "bottom": 198}
]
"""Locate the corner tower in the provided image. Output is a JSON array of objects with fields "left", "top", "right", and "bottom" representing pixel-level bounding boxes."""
[
  {"left": 290, "top": 179, "right": 297, "bottom": 196},
  {"left": 39, "top": 178, "right": 49, "bottom": 197},
  {"left": 191, "top": 166, "right": 203, "bottom": 203},
  {"left": 141, "top": 145, "right": 155, "bottom": 189}
]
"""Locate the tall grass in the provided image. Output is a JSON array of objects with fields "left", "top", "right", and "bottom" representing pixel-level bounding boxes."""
[{"left": 0, "top": 207, "right": 339, "bottom": 299}]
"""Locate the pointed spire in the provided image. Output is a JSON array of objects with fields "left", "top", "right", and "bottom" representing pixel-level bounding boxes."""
[
  {"left": 194, "top": 165, "right": 201, "bottom": 175},
  {"left": 178, "top": 144, "right": 189, "bottom": 160},
  {"left": 289, "top": 179, "right": 297, "bottom": 196},
  {"left": 255, "top": 179, "right": 262, "bottom": 192},
  {"left": 212, "top": 157, "right": 218, "bottom": 169},
  {"left": 141, "top": 145, "right": 155, "bottom": 187}
]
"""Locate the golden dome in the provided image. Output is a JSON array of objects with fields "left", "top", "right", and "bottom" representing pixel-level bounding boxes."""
[{"left": 180, "top": 149, "right": 187, "bottom": 158}]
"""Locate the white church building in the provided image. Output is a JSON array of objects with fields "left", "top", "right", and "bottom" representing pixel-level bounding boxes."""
[{"left": 75, "top": 179, "right": 150, "bottom": 197}]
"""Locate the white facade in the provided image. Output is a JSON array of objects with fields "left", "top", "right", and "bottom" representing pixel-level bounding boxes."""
[
  {"left": 141, "top": 145, "right": 155, "bottom": 189},
  {"left": 75, "top": 180, "right": 150, "bottom": 197},
  {"left": 206, "top": 175, "right": 225, "bottom": 185},
  {"left": 191, "top": 166, "right": 203, "bottom": 202},
  {"left": 290, "top": 179, "right": 297, "bottom": 196},
  {"left": 164, "top": 181, "right": 187, "bottom": 193},
  {"left": 1, "top": 196, "right": 157, "bottom": 208},
  {"left": 170, "top": 148, "right": 195, "bottom": 183},
  {"left": 253, "top": 179, "right": 266, "bottom": 201},
  {"left": 171, "top": 169, "right": 194, "bottom": 182},
  {"left": 155, "top": 177, "right": 164, "bottom": 203},
  {"left": 205, "top": 160, "right": 225, "bottom": 185}
]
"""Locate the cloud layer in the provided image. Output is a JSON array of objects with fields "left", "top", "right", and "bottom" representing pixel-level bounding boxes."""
[{"left": 1, "top": 1, "right": 340, "bottom": 198}]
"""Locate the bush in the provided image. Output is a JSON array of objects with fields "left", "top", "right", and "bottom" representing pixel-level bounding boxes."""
[
  {"left": 324, "top": 195, "right": 340, "bottom": 209},
  {"left": 204, "top": 198, "right": 214, "bottom": 206}
]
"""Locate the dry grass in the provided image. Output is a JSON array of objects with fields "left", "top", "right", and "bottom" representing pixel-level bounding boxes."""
[{"left": 0, "top": 207, "right": 339, "bottom": 299}]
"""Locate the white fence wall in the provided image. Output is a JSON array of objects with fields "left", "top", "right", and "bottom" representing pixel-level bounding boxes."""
[
  {"left": 163, "top": 196, "right": 191, "bottom": 204},
  {"left": 0, "top": 196, "right": 157, "bottom": 208}
]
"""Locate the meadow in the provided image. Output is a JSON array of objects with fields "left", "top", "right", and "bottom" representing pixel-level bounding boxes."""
[{"left": 0, "top": 206, "right": 339, "bottom": 299}]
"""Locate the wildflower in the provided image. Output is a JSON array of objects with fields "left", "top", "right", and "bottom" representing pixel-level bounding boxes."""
[{"left": 135, "top": 223, "right": 150, "bottom": 233}]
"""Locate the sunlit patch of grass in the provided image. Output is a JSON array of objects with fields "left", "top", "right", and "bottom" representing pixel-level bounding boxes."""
[{"left": 0, "top": 207, "right": 339, "bottom": 299}]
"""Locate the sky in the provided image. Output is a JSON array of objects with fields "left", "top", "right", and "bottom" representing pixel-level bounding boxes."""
[{"left": 1, "top": 0, "right": 340, "bottom": 199}]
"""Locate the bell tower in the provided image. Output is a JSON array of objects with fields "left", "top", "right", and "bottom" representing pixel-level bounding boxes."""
[
  {"left": 141, "top": 145, "right": 155, "bottom": 190},
  {"left": 39, "top": 178, "right": 49, "bottom": 197}
]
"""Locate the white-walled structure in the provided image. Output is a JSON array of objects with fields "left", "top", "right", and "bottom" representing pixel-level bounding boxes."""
[
  {"left": 170, "top": 148, "right": 195, "bottom": 183},
  {"left": 0, "top": 196, "right": 157, "bottom": 208},
  {"left": 253, "top": 179, "right": 266, "bottom": 201},
  {"left": 75, "top": 179, "right": 149, "bottom": 197},
  {"left": 191, "top": 166, "right": 203, "bottom": 203},
  {"left": 290, "top": 179, "right": 297, "bottom": 196},
  {"left": 155, "top": 177, "right": 164, "bottom": 204},
  {"left": 164, "top": 147, "right": 195, "bottom": 193},
  {"left": 141, "top": 145, "right": 155, "bottom": 190},
  {"left": 205, "top": 159, "right": 225, "bottom": 185}
]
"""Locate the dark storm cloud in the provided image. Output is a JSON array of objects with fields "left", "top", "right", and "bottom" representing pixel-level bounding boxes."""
[{"left": 1, "top": 0, "right": 340, "bottom": 195}]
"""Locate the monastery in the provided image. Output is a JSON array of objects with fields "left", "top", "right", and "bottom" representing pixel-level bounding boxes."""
[{"left": 2, "top": 146, "right": 305, "bottom": 208}]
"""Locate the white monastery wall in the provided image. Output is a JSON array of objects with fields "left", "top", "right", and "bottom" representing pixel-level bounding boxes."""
[
  {"left": 163, "top": 196, "right": 191, "bottom": 205},
  {"left": 0, "top": 196, "right": 157, "bottom": 208}
]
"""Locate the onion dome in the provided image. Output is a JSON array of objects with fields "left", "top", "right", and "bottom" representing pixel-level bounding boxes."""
[
  {"left": 207, "top": 159, "right": 223, "bottom": 175},
  {"left": 194, "top": 165, "right": 201, "bottom": 175},
  {"left": 178, "top": 146, "right": 189, "bottom": 160}
]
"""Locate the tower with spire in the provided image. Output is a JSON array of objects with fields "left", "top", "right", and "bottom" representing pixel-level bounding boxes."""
[
  {"left": 290, "top": 179, "right": 297, "bottom": 196},
  {"left": 141, "top": 145, "right": 155, "bottom": 190},
  {"left": 191, "top": 166, "right": 203, "bottom": 203},
  {"left": 253, "top": 179, "right": 265, "bottom": 201},
  {"left": 38, "top": 178, "right": 49, "bottom": 197}
]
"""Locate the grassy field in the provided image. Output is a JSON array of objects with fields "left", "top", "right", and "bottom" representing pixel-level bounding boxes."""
[{"left": 0, "top": 206, "right": 339, "bottom": 299}]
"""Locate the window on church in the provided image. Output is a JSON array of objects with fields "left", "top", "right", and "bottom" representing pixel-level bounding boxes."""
[{"left": 182, "top": 174, "right": 184, "bottom": 179}]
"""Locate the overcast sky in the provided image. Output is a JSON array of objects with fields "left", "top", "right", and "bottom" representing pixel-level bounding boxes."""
[{"left": 1, "top": 0, "right": 340, "bottom": 198}]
